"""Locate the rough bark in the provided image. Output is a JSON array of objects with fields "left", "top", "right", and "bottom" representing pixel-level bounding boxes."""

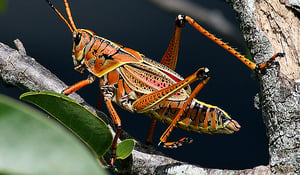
[
  {"left": 228, "top": 0, "right": 300, "bottom": 174},
  {"left": 0, "top": 0, "right": 299, "bottom": 174}
]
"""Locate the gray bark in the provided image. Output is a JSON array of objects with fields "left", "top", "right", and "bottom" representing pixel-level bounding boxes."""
[
  {"left": 0, "top": 0, "right": 299, "bottom": 174},
  {"left": 228, "top": 0, "right": 300, "bottom": 174}
]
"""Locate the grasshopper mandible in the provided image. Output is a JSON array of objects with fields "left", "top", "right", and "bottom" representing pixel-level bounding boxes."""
[{"left": 45, "top": 0, "right": 284, "bottom": 166}]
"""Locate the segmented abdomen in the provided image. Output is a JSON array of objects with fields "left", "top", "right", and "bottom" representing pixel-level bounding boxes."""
[{"left": 147, "top": 98, "right": 234, "bottom": 134}]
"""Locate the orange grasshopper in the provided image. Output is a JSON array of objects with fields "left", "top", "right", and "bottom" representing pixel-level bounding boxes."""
[{"left": 45, "top": 0, "right": 284, "bottom": 166}]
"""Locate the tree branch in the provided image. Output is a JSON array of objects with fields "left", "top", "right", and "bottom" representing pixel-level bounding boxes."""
[
  {"left": 0, "top": 40, "right": 269, "bottom": 175},
  {"left": 228, "top": 0, "right": 300, "bottom": 174}
]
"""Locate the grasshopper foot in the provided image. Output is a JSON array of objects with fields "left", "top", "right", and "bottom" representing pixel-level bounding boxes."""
[
  {"left": 255, "top": 52, "right": 285, "bottom": 73},
  {"left": 159, "top": 137, "right": 193, "bottom": 149}
]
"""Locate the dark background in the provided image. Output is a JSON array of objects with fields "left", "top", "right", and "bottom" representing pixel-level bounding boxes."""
[{"left": 0, "top": 0, "right": 269, "bottom": 169}]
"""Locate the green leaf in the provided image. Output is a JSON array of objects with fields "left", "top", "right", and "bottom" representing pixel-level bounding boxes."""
[
  {"left": 20, "top": 91, "right": 112, "bottom": 157},
  {"left": 116, "top": 139, "right": 135, "bottom": 160},
  {"left": 0, "top": 94, "right": 108, "bottom": 175}
]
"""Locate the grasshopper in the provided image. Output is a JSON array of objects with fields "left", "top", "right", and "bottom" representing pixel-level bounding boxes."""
[{"left": 45, "top": 0, "right": 284, "bottom": 166}]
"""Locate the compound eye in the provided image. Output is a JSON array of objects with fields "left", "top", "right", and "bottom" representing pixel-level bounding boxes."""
[{"left": 74, "top": 32, "right": 82, "bottom": 46}]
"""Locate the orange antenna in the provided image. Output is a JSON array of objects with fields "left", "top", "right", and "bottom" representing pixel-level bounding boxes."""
[
  {"left": 64, "top": 0, "right": 77, "bottom": 31},
  {"left": 45, "top": 0, "right": 76, "bottom": 33}
]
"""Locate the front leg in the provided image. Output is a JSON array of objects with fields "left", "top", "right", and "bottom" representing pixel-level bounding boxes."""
[
  {"left": 104, "top": 97, "right": 121, "bottom": 167},
  {"left": 100, "top": 84, "right": 122, "bottom": 167},
  {"left": 62, "top": 74, "right": 97, "bottom": 95}
]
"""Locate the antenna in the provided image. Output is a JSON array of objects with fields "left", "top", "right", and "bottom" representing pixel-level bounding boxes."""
[
  {"left": 45, "top": 0, "right": 77, "bottom": 33},
  {"left": 63, "top": 0, "right": 77, "bottom": 31}
]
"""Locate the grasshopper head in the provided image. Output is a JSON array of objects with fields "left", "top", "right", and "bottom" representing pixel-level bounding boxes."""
[
  {"left": 72, "top": 29, "right": 95, "bottom": 73},
  {"left": 46, "top": 1, "right": 96, "bottom": 73}
]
